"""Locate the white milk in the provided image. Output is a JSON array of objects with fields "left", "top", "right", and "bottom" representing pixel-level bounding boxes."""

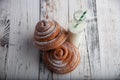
[{"left": 67, "top": 10, "right": 87, "bottom": 47}]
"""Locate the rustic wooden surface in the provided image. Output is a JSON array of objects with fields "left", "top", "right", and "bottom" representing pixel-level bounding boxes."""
[{"left": 0, "top": 0, "right": 120, "bottom": 79}]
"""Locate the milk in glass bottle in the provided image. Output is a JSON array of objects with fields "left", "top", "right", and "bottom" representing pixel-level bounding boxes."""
[{"left": 67, "top": 10, "right": 87, "bottom": 47}]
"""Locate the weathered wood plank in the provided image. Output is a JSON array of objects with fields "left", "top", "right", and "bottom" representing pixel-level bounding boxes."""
[
  {"left": 84, "top": 0, "right": 101, "bottom": 79},
  {"left": 39, "top": 0, "right": 70, "bottom": 79},
  {"left": 69, "top": 0, "right": 91, "bottom": 79},
  {"left": 39, "top": 0, "right": 53, "bottom": 80},
  {"left": 39, "top": 0, "right": 101, "bottom": 79},
  {"left": 96, "top": 0, "right": 120, "bottom": 79},
  {"left": 52, "top": 0, "right": 70, "bottom": 79},
  {"left": 1, "top": 0, "right": 119, "bottom": 79},
  {"left": 6, "top": 0, "right": 40, "bottom": 79},
  {"left": 68, "top": 0, "right": 101, "bottom": 79},
  {"left": 0, "top": 0, "right": 10, "bottom": 79}
]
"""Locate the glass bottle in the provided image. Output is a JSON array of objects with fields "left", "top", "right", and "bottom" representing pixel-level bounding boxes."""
[{"left": 67, "top": 10, "right": 87, "bottom": 47}]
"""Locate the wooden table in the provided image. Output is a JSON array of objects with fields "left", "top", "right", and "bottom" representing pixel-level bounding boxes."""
[{"left": 0, "top": 0, "right": 120, "bottom": 79}]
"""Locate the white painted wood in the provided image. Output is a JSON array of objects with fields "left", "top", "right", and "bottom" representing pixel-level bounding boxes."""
[
  {"left": 84, "top": 0, "right": 102, "bottom": 79},
  {"left": 6, "top": 0, "right": 39, "bottom": 79},
  {"left": 39, "top": 0, "right": 70, "bottom": 79},
  {"left": 68, "top": 0, "right": 102, "bottom": 79},
  {"left": 0, "top": 0, "right": 120, "bottom": 79},
  {"left": 39, "top": 0, "right": 102, "bottom": 79},
  {"left": 0, "top": 0, "right": 10, "bottom": 79},
  {"left": 96, "top": 0, "right": 120, "bottom": 79},
  {"left": 39, "top": 0, "right": 53, "bottom": 80},
  {"left": 69, "top": 0, "right": 91, "bottom": 79},
  {"left": 52, "top": 0, "right": 70, "bottom": 80}
]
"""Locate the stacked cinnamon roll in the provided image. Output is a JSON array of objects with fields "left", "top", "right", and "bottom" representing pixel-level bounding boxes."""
[
  {"left": 43, "top": 42, "right": 80, "bottom": 74},
  {"left": 34, "top": 20, "right": 67, "bottom": 51},
  {"left": 34, "top": 20, "right": 80, "bottom": 74}
]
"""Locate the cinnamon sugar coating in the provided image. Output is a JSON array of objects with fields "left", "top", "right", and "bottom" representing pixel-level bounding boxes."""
[
  {"left": 43, "top": 42, "right": 80, "bottom": 74},
  {"left": 34, "top": 20, "right": 67, "bottom": 51}
]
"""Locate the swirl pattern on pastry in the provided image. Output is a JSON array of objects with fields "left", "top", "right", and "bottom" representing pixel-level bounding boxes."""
[
  {"left": 34, "top": 20, "right": 67, "bottom": 50},
  {"left": 43, "top": 42, "right": 80, "bottom": 74}
]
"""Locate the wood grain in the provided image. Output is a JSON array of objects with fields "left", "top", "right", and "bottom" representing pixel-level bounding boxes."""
[
  {"left": 0, "top": 0, "right": 120, "bottom": 79},
  {"left": 0, "top": 0, "right": 10, "bottom": 79},
  {"left": 6, "top": 0, "right": 40, "bottom": 79},
  {"left": 96, "top": 0, "right": 120, "bottom": 79},
  {"left": 51, "top": 0, "right": 70, "bottom": 79},
  {"left": 85, "top": 0, "right": 101, "bottom": 79},
  {"left": 69, "top": 0, "right": 91, "bottom": 79},
  {"left": 39, "top": 0, "right": 70, "bottom": 79},
  {"left": 39, "top": 0, "right": 53, "bottom": 80},
  {"left": 39, "top": 0, "right": 101, "bottom": 79}
]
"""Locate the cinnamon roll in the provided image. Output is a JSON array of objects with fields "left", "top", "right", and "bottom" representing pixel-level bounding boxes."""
[
  {"left": 34, "top": 20, "right": 67, "bottom": 51},
  {"left": 43, "top": 42, "right": 80, "bottom": 74}
]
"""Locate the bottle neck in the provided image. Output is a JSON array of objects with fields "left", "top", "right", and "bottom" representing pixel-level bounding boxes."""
[{"left": 73, "top": 10, "right": 86, "bottom": 24}]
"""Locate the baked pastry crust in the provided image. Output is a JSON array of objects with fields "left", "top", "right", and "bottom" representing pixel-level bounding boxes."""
[
  {"left": 43, "top": 42, "right": 80, "bottom": 74},
  {"left": 34, "top": 20, "right": 67, "bottom": 51}
]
